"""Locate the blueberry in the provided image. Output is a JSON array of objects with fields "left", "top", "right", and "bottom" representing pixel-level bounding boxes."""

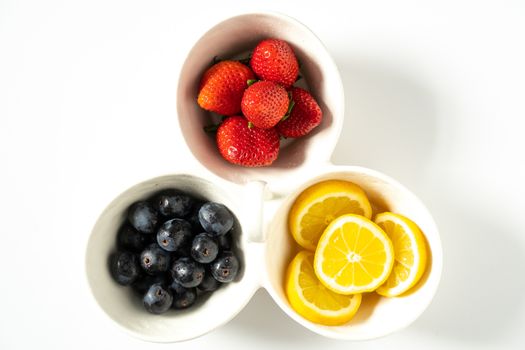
[
  {"left": 191, "top": 233, "right": 219, "bottom": 263},
  {"left": 132, "top": 273, "right": 168, "bottom": 295},
  {"left": 154, "top": 190, "right": 193, "bottom": 218},
  {"left": 128, "top": 201, "right": 158, "bottom": 234},
  {"left": 157, "top": 219, "right": 193, "bottom": 252},
  {"left": 198, "top": 202, "right": 234, "bottom": 236},
  {"left": 210, "top": 251, "right": 239, "bottom": 283},
  {"left": 217, "top": 234, "right": 232, "bottom": 250},
  {"left": 143, "top": 283, "right": 173, "bottom": 314},
  {"left": 117, "top": 225, "right": 145, "bottom": 252},
  {"left": 169, "top": 279, "right": 187, "bottom": 295},
  {"left": 170, "top": 257, "right": 204, "bottom": 288},
  {"left": 109, "top": 251, "right": 140, "bottom": 285},
  {"left": 169, "top": 282, "right": 197, "bottom": 309},
  {"left": 140, "top": 244, "right": 171, "bottom": 275},
  {"left": 198, "top": 269, "right": 221, "bottom": 292}
]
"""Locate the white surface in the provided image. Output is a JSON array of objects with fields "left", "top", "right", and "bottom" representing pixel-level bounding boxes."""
[{"left": 1, "top": 0, "right": 524, "bottom": 349}]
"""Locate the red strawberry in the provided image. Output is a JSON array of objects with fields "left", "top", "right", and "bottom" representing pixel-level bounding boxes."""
[
  {"left": 277, "top": 87, "right": 323, "bottom": 138},
  {"left": 197, "top": 60, "right": 255, "bottom": 115},
  {"left": 241, "top": 81, "right": 289, "bottom": 129},
  {"left": 250, "top": 39, "right": 299, "bottom": 88},
  {"left": 216, "top": 116, "right": 280, "bottom": 167}
]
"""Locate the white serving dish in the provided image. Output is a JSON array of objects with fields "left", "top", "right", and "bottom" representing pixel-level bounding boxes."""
[{"left": 85, "top": 12, "right": 442, "bottom": 343}]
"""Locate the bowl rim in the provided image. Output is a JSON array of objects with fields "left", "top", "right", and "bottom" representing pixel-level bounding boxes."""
[
  {"left": 84, "top": 172, "right": 260, "bottom": 343},
  {"left": 86, "top": 10, "right": 442, "bottom": 342},
  {"left": 175, "top": 10, "right": 345, "bottom": 189},
  {"left": 261, "top": 164, "right": 443, "bottom": 340}
]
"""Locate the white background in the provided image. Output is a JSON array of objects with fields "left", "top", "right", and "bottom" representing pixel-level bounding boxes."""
[{"left": 1, "top": 0, "right": 525, "bottom": 349}]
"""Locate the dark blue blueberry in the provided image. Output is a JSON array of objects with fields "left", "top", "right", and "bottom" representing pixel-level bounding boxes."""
[
  {"left": 156, "top": 219, "right": 193, "bottom": 252},
  {"left": 169, "top": 280, "right": 198, "bottom": 309},
  {"left": 198, "top": 269, "right": 221, "bottom": 292},
  {"left": 172, "top": 287, "right": 197, "bottom": 309},
  {"left": 198, "top": 202, "right": 234, "bottom": 236},
  {"left": 169, "top": 279, "right": 187, "bottom": 295},
  {"left": 132, "top": 273, "right": 168, "bottom": 295},
  {"left": 217, "top": 234, "right": 232, "bottom": 250},
  {"left": 170, "top": 257, "right": 204, "bottom": 288},
  {"left": 210, "top": 251, "right": 239, "bottom": 283},
  {"left": 109, "top": 251, "right": 140, "bottom": 285},
  {"left": 154, "top": 190, "right": 193, "bottom": 218},
  {"left": 191, "top": 233, "right": 219, "bottom": 263},
  {"left": 117, "top": 225, "right": 145, "bottom": 252},
  {"left": 140, "top": 244, "right": 171, "bottom": 275},
  {"left": 143, "top": 283, "right": 173, "bottom": 314},
  {"left": 128, "top": 201, "right": 159, "bottom": 234}
]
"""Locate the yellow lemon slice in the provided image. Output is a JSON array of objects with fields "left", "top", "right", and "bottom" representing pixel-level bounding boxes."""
[
  {"left": 314, "top": 214, "right": 394, "bottom": 294},
  {"left": 374, "top": 212, "right": 427, "bottom": 297},
  {"left": 286, "top": 251, "right": 362, "bottom": 325},
  {"left": 289, "top": 180, "right": 372, "bottom": 251}
]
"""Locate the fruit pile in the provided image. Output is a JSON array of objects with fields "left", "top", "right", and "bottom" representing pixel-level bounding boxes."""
[
  {"left": 197, "top": 38, "right": 323, "bottom": 167},
  {"left": 109, "top": 190, "right": 240, "bottom": 314},
  {"left": 286, "top": 180, "right": 428, "bottom": 325}
]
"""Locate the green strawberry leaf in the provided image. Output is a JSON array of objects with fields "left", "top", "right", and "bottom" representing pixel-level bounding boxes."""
[
  {"left": 212, "top": 55, "right": 223, "bottom": 65},
  {"left": 238, "top": 54, "right": 252, "bottom": 66},
  {"left": 281, "top": 99, "right": 295, "bottom": 122},
  {"left": 247, "top": 121, "right": 255, "bottom": 129},
  {"left": 247, "top": 79, "right": 258, "bottom": 86},
  {"left": 203, "top": 124, "right": 219, "bottom": 133}
]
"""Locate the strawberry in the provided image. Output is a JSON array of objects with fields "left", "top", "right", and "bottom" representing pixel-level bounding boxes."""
[
  {"left": 277, "top": 87, "right": 323, "bottom": 138},
  {"left": 250, "top": 39, "right": 299, "bottom": 88},
  {"left": 197, "top": 60, "right": 255, "bottom": 115},
  {"left": 241, "top": 81, "right": 289, "bottom": 129},
  {"left": 216, "top": 116, "right": 280, "bottom": 167}
]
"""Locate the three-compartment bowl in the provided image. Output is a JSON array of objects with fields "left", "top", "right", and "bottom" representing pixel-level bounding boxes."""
[{"left": 85, "top": 12, "right": 442, "bottom": 342}]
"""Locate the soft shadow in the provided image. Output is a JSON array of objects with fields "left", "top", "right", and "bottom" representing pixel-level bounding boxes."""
[
  {"left": 222, "top": 289, "right": 333, "bottom": 346},
  {"left": 331, "top": 57, "right": 438, "bottom": 186},
  {"left": 351, "top": 292, "right": 381, "bottom": 325},
  {"left": 415, "top": 200, "right": 525, "bottom": 344}
]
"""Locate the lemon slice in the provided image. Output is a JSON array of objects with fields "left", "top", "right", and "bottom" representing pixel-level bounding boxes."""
[
  {"left": 314, "top": 214, "right": 394, "bottom": 294},
  {"left": 286, "top": 251, "right": 362, "bottom": 325},
  {"left": 289, "top": 180, "right": 372, "bottom": 251},
  {"left": 374, "top": 212, "right": 427, "bottom": 297}
]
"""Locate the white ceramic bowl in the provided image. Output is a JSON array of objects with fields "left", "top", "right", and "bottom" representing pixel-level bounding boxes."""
[
  {"left": 85, "top": 174, "right": 262, "bottom": 342},
  {"left": 86, "top": 11, "right": 442, "bottom": 343},
  {"left": 264, "top": 165, "right": 442, "bottom": 340},
  {"left": 177, "top": 12, "right": 344, "bottom": 190},
  {"left": 85, "top": 167, "right": 442, "bottom": 342}
]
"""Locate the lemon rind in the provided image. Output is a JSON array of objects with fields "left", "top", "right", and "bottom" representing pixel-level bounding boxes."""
[
  {"left": 374, "top": 212, "right": 427, "bottom": 297},
  {"left": 286, "top": 251, "right": 362, "bottom": 325},
  {"left": 289, "top": 180, "right": 373, "bottom": 251},
  {"left": 314, "top": 214, "right": 394, "bottom": 295}
]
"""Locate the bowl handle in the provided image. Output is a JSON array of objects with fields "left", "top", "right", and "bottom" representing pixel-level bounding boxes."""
[{"left": 243, "top": 180, "right": 268, "bottom": 243}]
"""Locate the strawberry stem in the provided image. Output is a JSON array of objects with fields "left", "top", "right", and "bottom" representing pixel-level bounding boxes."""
[
  {"left": 247, "top": 121, "right": 254, "bottom": 129},
  {"left": 212, "top": 56, "right": 222, "bottom": 65},
  {"left": 203, "top": 124, "right": 219, "bottom": 133},
  {"left": 247, "top": 79, "right": 257, "bottom": 86},
  {"left": 281, "top": 99, "right": 295, "bottom": 122},
  {"left": 238, "top": 54, "right": 252, "bottom": 65}
]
